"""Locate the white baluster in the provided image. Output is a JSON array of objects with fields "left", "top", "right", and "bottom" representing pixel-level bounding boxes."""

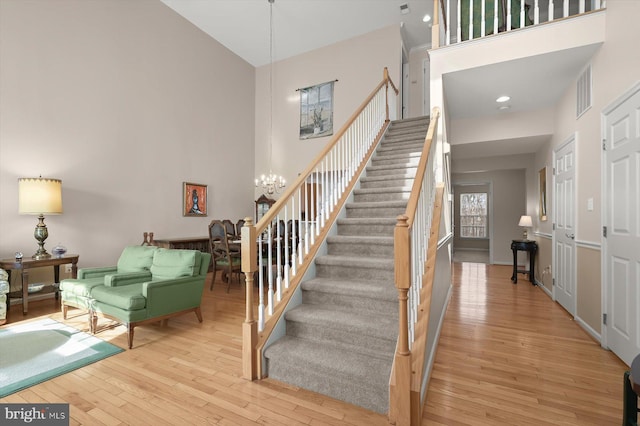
[
  {"left": 481, "top": 0, "right": 486, "bottom": 36},
  {"left": 457, "top": 0, "right": 461, "bottom": 43}
]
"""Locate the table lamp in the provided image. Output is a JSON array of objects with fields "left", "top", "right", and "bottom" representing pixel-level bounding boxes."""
[
  {"left": 18, "top": 177, "right": 63, "bottom": 259},
  {"left": 518, "top": 215, "right": 533, "bottom": 240}
]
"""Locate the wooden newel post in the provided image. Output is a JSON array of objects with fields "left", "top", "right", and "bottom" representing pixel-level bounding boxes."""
[
  {"left": 393, "top": 214, "right": 412, "bottom": 425},
  {"left": 384, "top": 67, "right": 390, "bottom": 123},
  {"left": 242, "top": 217, "right": 258, "bottom": 380}
]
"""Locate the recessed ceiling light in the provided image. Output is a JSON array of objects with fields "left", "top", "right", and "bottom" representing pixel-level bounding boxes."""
[
  {"left": 423, "top": 14, "right": 431, "bottom": 23},
  {"left": 496, "top": 95, "right": 511, "bottom": 103}
]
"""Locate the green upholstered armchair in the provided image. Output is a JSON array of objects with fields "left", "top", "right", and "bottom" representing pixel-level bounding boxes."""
[
  {"left": 60, "top": 245, "right": 157, "bottom": 319},
  {"left": 89, "top": 248, "right": 211, "bottom": 349}
]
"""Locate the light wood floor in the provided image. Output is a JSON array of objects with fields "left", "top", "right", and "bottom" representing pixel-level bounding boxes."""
[
  {"left": 423, "top": 262, "right": 628, "bottom": 425},
  {"left": 1, "top": 263, "right": 629, "bottom": 425}
]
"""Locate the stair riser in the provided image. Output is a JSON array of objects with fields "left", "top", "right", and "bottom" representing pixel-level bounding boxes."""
[
  {"left": 302, "top": 290, "right": 397, "bottom": 318},
  {"left": 373, "top": 146, "right": 422, "bottom": 160},
  {"left": 366, "top": 166, "right": 418, "bottom": 177},
  {"left": 266, "top": 360, "right": 388, "bottom": 413},
  {"left": 337, "top": 223, "right": 395, "bottom": 236},
  {"left": 316, "top": 263, "right": 394, "bottom": 281},
  {"left": 354, "top": 192, "right": 411, "bottom": 202},
  {"left": 345, "top": 205, "right": 406, "bottom": 218},
  {"left": 327, "top": 241, "right": 394, "bottom": 257},
  {"left": 361, "top": 179, "right": 415, "bottom": 189},
  {"left": 286, "top": 320, "right": 397, "bottom": 356},
  {"left": 372, "top": 156, "right": 420, "bottom": 167}
]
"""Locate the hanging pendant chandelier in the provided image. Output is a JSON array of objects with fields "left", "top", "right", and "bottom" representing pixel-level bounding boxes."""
[{"left": 256, "top": 0, "right": 285, "bottom": 195}]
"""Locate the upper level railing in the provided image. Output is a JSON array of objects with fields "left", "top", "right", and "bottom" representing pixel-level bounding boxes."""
[
  {"left": 241, "top": 68, "right": 399, "bottom": 380},
  {"left": 433, "top": 0, "right": 605, "bottom": 47}
]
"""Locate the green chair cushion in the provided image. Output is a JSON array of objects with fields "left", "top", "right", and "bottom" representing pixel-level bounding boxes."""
[
  {"left": 91, "top": 283, "right": 146, "bottom": 311},
  {"left": 116, "top": 245, "right": 158, "bottom": 273},
  {"left": 150, "top": 249, "right": 198, "bottom": 280},
  {"left": 60, "top": 277, "right": 104, "bottom": 297}
]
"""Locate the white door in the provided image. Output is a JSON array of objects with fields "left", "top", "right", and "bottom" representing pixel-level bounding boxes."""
[
  {"left": 603, "top": 83, "right": 640, "bottom": 366},
  {"left": 553, "top": 136, "right": 576, "bottom": 315}
]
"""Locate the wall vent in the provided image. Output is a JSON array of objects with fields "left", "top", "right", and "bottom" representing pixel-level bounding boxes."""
[{"left": 576, "top": 64, "right": 592, "bottom": 118}]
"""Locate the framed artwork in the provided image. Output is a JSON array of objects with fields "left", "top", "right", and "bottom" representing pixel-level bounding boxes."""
[
  {"left": 538, "top": 168, "right": 547, "bottom": 221},
  {"left": 299, "top": 80, "right": 334, "bottom": 139},
  {"left": 183, "top": 182, "right": 208, "bottom": 217}
]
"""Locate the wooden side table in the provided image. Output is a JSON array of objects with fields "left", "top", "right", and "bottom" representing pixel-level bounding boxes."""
[
  {"left": 0, "top": 254, "right": 79, "bottom": 316},
  {"left": 510, "top": 240, "right": 537, "bottom": 284}
]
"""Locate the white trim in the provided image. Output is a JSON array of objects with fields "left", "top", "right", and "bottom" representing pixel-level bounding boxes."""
[
  {"left": 534, "top": 231, "right": 552, "bottom": 239},
  {"left": 575, "top": 239, "right": 601, "bottom": 250},
  {"left": 576, "top": 315, "right": 602, "bottom": 343}
]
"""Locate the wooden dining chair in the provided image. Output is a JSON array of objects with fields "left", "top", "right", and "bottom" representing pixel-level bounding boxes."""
[
  {"left": 208, "top": 220, "right": 242, "bottom": 292},
  {"left": 222, "top": 219, "right": 237, "bottom": 239},
  {"left": 235, "top": 218, "right": 245, "bottom": 237}
]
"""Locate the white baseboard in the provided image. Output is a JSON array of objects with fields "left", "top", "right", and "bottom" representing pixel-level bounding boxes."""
[{"left": 575, "top": 315, "right": 601, "bottom": 343}]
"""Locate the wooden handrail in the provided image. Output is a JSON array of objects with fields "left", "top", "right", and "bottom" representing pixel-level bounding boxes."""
[
  {"left": 255, "top": 68, "right": 397, "bottom": 234},
  {"left": 243, "top": 67, "right": 399, "bottom": 381},
  {"left": 390, "top": 106, "right": 441, "bottom": 425},
  {"left": 403, "top": 107, "right": 440, "bottom": 227}
]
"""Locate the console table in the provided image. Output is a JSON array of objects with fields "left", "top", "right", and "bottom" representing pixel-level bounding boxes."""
[
  {"left": 153, "top": 236, "right": 209, "bottom": 253},
  {"left": 0, "top": 254, "right": 79, "bottom": 316},
  {"left": 510, "top": 240, "right": 537, "bottom": 284}
]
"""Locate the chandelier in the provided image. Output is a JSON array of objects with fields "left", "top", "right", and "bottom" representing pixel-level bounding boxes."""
[{"left": 255, "top": 0, "right": 286, "bottom": 195}]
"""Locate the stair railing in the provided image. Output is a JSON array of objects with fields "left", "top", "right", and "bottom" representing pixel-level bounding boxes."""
[
  {"left": 389, "top": 106, "right": 441, "bottom": 425},
  {"left": 432, "top": 0, "right": 605, "bottom": 47},
  {"left": 242, "top": 68, "right": 399, "bottom": 380}
]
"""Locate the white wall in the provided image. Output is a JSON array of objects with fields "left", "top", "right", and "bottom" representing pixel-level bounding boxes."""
[
  {"left": 0, "top": 0, "right": 256, "bottom": 268},
  {"left": 254, "top": 25, "right": 403, "bottom": 199}
]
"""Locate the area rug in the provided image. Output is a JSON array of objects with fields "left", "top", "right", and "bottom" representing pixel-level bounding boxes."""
[{"left": 0, "top": 318, "right": 123, "bottom": 398}]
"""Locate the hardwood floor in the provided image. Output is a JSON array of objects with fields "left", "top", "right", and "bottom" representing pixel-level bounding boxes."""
[
  {"left": 423, "top": 262, "right": 628, "bottom": 425},
  {"left": 1, "top": 263, "right": 629, "bottom": 425}
]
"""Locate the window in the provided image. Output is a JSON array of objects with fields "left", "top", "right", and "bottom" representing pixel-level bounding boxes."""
[{"left": 460, "top": 193, "right": 487, "bottom": 238}]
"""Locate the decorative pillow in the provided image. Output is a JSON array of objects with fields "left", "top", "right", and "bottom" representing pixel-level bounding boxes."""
[
  {"left": 150, "top": 248, "right": 197, "bottom": 280},
  {"left": 117, "top": 246, "right": 158, "bottom": 273}
]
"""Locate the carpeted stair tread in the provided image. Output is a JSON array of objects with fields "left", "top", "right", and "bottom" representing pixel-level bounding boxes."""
[
  {"left": 354, "top": 186, "right": 413, "bottom": 195},
  {"left": 285, "top": 305, "right": 397, "bottom": 340},
  {"left": 265, "top": 336, "right": 392, "bottom": 412},
  {"left": 315, "top": 254, "right": 394, "bottom": 269},
  {"left": 264, "top": 116, "right": 430, "bottom": 415},
  {"left": 301, "top": 276, "right": 396, "bottom": 302},
  {"left": 337, "top": 217, "right": 398, "bottom": 225}
]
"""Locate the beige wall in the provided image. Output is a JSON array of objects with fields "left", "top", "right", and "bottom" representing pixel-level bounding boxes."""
[
  {"left": 529, "top": 1, "right": 640, "bottom": 333},
  {"left": 253, "top": 25, "right": 403, "bottom": 199},
  {"left": 0, "top": 0, "right": 256, "bottom": 271}
]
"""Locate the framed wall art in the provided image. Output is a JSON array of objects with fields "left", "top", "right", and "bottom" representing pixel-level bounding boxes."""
[
  {"left": 183, "top": 182, "right": 208, "bottom": 217},
  {"left": 299, "top": 80, "right": 335, "bottom": 140}
]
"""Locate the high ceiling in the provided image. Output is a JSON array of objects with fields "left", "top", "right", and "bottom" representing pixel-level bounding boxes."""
[{"left": 160, "top": 0, "right": 433, "bottom": 67}]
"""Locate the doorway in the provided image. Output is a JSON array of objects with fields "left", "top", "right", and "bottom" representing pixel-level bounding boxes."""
[
  {"left": 553, "top": 135, "right": 577, "bottom": 316},
  {"left": 602, "top": 82, "right": 640, "bottom": 366}
]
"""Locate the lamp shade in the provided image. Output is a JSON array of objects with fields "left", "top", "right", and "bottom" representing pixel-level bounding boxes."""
[
  {"left": 518, "top": 215, "right": 533, "bottom": 227},
  {"left": 18, "top": 177, "right": 63, "bottom": 215}
]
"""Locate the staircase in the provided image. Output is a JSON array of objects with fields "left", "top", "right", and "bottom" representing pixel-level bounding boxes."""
[{"left": 264, "top": 116, "right": 430, "bottom": 413}]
